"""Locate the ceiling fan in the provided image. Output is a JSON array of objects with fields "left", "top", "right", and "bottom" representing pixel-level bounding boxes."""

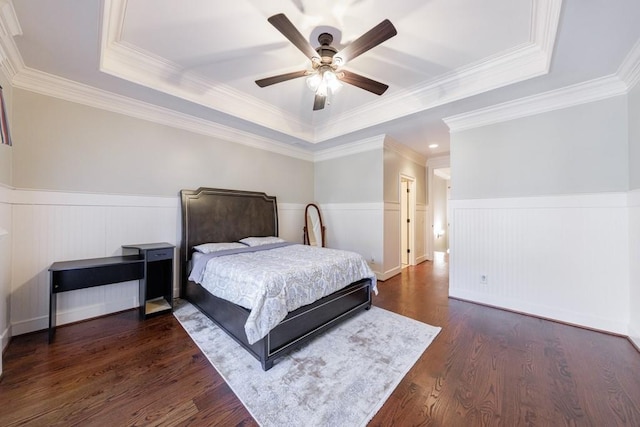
[{"left": 255, "top": 13, "right": 397, "bottom": 111}]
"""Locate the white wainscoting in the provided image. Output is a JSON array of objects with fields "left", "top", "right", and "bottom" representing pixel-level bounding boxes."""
[
  {"left": 319, "top": 202, "right": 427, "bottom": 281},
  {"left": 383, "top": 202, "right": 401, "bottom": 280},
  {"left": 319, "top": 203, "right": 383, "bottom": 278},
  {"left": 450, "top": 192, "right": 630, "bottom": 335},
  {"left": 383, "top": 202, "right": 428, "bottom": 280},
  {"left": 10, "top": 190, "right": 180, "bottom": 335},
  {"left": 628, "top": 189, "right": 640, "bottom": 349},
  {"left": 0, "top": 185, "right": 11, "bottom": 375},
  {"left": 277, "top": 203, "right": 306, "bottom": 244},
  {"left": 8, "top": 189, "right": 306, "bottom": 336},
  {"left": 415, "top": 204, "right": 428, "bottom": 264}
]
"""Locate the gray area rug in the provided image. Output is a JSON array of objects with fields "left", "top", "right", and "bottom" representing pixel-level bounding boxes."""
[{"left": 174, "top": 300, "right": 441, "bottom": 427}]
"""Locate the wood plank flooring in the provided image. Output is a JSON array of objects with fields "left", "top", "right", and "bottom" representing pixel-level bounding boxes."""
[{"left": 2, "top": 255, "right": 639, "bottom": 426}]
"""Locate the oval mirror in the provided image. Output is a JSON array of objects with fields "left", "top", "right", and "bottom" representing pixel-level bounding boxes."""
[{"left": 304, "top": 203, "right": 325, "bottom": 247}]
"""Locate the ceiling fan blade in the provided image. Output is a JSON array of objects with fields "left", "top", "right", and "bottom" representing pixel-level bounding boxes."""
[
  {"left": 268, "top": 13, "right": 319, "bottom": 60},
  {"left": 313, "top": 94, "right": 326, "bottom": 110},
  {"left": 335, "top": 19, "right": 397, "bottom": 64},
  {"left": 255, "top": 70, "right": 308, "bottom": 87},
  {"left": 339, "top": 70, "right": 389, "bottom": 95}
]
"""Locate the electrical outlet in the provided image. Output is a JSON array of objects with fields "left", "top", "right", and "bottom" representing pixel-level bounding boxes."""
[{"left": 480, "top": 274, "right": 488, "bottom": 284}]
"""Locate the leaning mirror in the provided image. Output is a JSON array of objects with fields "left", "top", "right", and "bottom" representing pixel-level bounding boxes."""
[{"left": 304, "top": 203, "right": 325, "bottom": 247}]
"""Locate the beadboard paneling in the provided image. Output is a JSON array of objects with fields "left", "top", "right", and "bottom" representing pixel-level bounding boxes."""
[
  {"left": 629, "top": 189, "right": 640, "bottom": 348},
  {"left": 384, "top": 202, "right": 401, "bottom": 280},
  {"left": 415, "top": 204, "right": 428, "bottom": 264},
  {"left": 10, "top": 191, "right": 179, "bottom": 335},
  {"left": 450, "top": 193, "right": 630, "bottom": 334},
  {"left": 0, "top": 185, "right": 11, "bottom": 365},
  {"left": 9, "top": 191, "right": 306, "bottom": 336},
  {"left": 319, "top": 202, "right": 427, "bottom": 281},
  {"left": 320, "top": 203, "right": 383, "bottom": 276},
  {"left": 276, "top": 203, "right": 306, "bottom": 243}
]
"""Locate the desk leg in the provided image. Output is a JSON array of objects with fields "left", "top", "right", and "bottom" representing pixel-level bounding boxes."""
[{"left": 49, "top": 272, "right": 56, "bottom": 343}]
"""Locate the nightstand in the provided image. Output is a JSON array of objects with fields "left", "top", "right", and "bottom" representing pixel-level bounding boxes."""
[{"left": 122, "top": 243, "right": 175, "bottom": 318}]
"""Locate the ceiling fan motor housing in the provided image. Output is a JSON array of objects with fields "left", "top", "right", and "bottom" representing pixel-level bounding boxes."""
[{"left": 316, "top": 33, "right": 338, "bottom": 64}]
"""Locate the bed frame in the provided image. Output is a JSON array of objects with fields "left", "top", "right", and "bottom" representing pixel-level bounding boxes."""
[{"left": 180, "top": 187, "right": 373, "bottom": 370}]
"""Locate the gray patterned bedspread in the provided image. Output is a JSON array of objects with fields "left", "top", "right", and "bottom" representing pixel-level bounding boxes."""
[{"left": 189, "top": 243, "right": 377, "bottom": 344}]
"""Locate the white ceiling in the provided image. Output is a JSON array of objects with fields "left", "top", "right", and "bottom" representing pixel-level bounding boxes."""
[{"left": 1, "top": 0, "right": 639, "bottom": 160}]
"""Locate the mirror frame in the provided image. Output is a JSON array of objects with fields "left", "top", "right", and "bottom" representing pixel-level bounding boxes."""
[{"left": 303, "top": 203, "right": 325, "bottom": 247}]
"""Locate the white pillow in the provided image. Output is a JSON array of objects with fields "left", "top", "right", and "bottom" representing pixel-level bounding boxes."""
[
  {"left": 193, "top": 242, "right": 247, "bottom": 254},
  {"left": 239, "top": 236, "right": 286, "bottom": 247}
]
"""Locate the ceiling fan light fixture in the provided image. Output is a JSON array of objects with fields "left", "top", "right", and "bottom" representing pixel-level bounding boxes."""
[
  {"left": 306, "top": 72, "right": 322, "bottom": 91},
  {"left": 323, "top": 69, "right": 343, "bottom": 93},
  {"left": 307, "top": 68, "right": 342, "bottom": 97}
]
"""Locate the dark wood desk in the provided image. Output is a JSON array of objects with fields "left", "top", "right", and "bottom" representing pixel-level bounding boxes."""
[{"left": 48, "top": 255, "right": 144, "bottom": 342}]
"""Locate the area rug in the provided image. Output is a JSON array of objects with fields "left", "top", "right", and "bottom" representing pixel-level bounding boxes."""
[{"left": 174, "top": 300, "right": 441, "bottom": 427}]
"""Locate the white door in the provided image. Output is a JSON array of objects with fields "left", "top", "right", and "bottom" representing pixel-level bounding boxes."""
[{"left": 400, "top": 178, "right": 412, "bottom": 266}]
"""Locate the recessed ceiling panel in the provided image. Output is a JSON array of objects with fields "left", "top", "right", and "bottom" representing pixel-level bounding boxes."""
[{"left": 107, "top": 0, "right": 541, "bottom": 142}]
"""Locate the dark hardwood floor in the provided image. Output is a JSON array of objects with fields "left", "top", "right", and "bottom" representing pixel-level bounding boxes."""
[{"left": 2, "top": 255, "right": 640, "bottom": 426}]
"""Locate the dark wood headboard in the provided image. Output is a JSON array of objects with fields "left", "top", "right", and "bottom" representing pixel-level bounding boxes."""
[{"left": 179, "top": 187, "right": 278, "bottom": 292}]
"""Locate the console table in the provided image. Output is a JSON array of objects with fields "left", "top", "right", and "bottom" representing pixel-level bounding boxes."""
[{"left": 48, "top": 243, "right": 174, "bottom": 342}]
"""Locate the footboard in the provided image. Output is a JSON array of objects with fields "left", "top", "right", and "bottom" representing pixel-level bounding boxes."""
[
  {"left": 185, "top": 278, "right": 372, "bottom": 370},
  {"left": 264, "top": 278, "right": 372, "bottom": 369}
]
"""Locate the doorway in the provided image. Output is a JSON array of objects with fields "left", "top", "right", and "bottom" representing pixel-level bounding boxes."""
[
  {"left": 400, "top": 175, "right": 415, "bottom": 267},
  {"left": 426, "top": 156, "right": 450, "bottom": 261}
]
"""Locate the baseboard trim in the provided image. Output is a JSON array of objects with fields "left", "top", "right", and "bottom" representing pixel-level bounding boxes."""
[
  {"left": 415, "top": 254, "right": 429, "bottom": 264},
  {"left": 629, "top": 325, "right": 640, "bottom": 352},
  {"left": 12, "top": 296, "right": 138, "bottom": 336},
  {"left": 451, "top": 294, "right": 640, "bottom": 357},
  {"left": 1, "top": 324, "right": 10, "bottom": 353},
  {"left": 449, "top": 288, "right": 627, "bottom": 335},
  {"left": 449, "top": 295, "right": 633, "bottom": 340},
  {"left": 377, "top": 266, "right": 402, "bottom": 282}
]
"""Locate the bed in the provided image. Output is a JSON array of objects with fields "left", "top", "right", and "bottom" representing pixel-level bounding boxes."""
[{"left": 180, "top": 187, "right": 376, "bottom": 370}]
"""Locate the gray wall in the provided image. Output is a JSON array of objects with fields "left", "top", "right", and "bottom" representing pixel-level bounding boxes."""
[
  {"left": 451, "top": 96, "right": 629, "bottom": 199},
  {"left": 11, "top": 90, "right": 313, "bottom": 202},
  {"left": 630, "top": 84, "right": 640, "bottom": 190},
  {"left": 0, "top": 74, "right": 12, "bottom": 186},
  {"left": 383, "top": 141, "right": 427, "bottom": 205},
  {"left": 314, "top": 148, "right": 383, "bottom": 203}
]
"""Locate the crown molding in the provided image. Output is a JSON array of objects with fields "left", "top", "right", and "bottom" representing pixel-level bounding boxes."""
[
  {"left": 618, "top": 38, "right": 640, "bottom": 91},
  {"left": 531, "top": 0, "right": 563, "bottom": 70},
  {"left": 383, "top": 136, "right": 427, "bottom": 165},
  {"left": 443, "top": 75, "right": 628, "bottom": 133},
  {"left": 313, "top": 133, "right": 426, "bottom": 164},
  {"left": 11, "top": 67, "right": 314, "bottom": 161},
  {"left": 1, "top": 0, "right": 570, "bottom": 156},
  {"left": 300, "top": 0, "right": 562, "bottom": 142},
  {"left": 0, "top": 0, "right": 21, "bottom": 37},
  {"left": 100, "top": 0, "right": 314, "bottom": 142},
  {"left": 315, "top": 40, "right": 553, "bottom": 142},
  {"left": 313, "top": 135, "right": 384, "bottom": 162},
  {"left": 427, "top": 155, "right": 450, "bottom": 169},
  {"left": 100, "top": 0, "right": 560, "bottom": 145},
  {"left": 0, "top": 0, "right": 22, "bottom": 80}
]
